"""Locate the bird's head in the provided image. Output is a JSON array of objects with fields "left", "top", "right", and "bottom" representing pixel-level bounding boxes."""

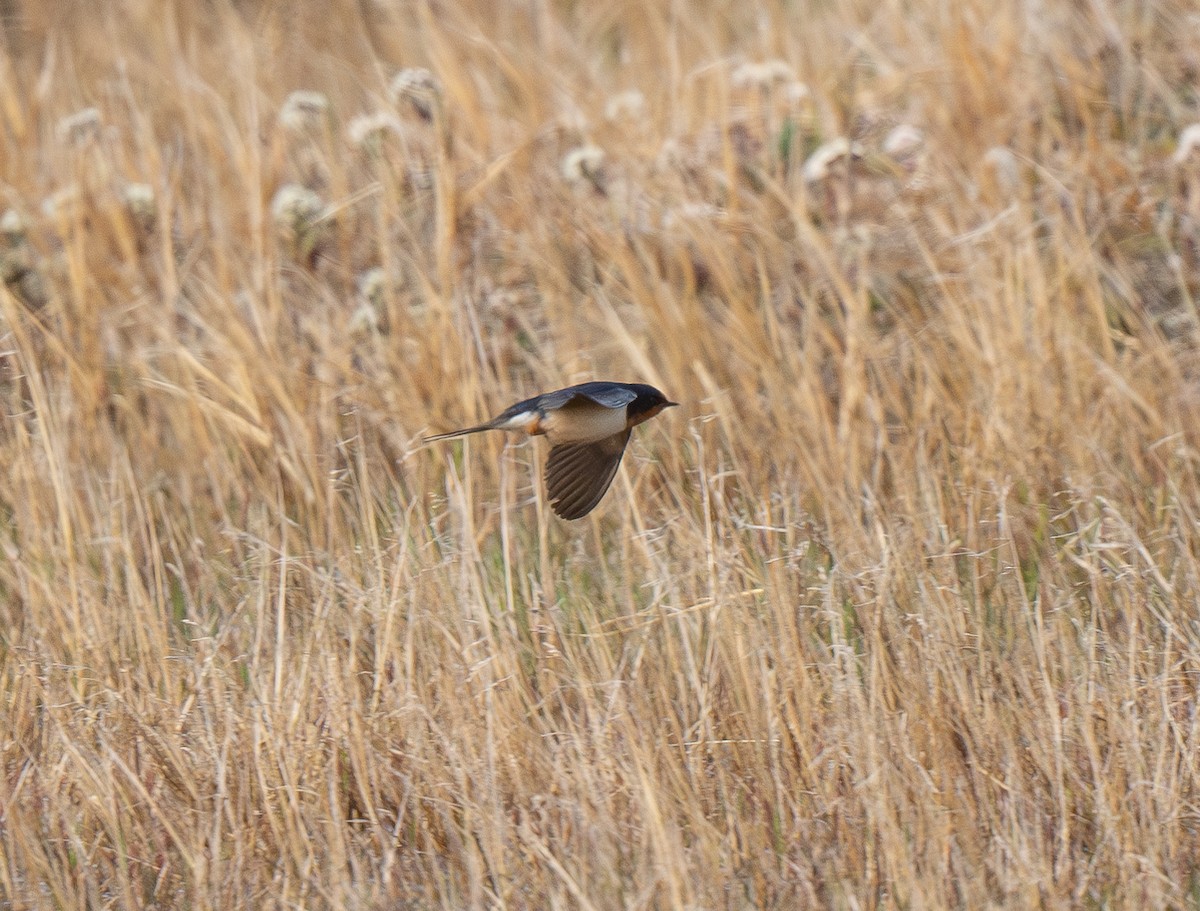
[{"left": 626, "top": 384, "right": 679, "bottom": 425}]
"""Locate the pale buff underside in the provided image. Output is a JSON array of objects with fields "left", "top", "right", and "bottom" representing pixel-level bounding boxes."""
[{"left": 537, "top": 400, "right": 628, "bottom": 444}]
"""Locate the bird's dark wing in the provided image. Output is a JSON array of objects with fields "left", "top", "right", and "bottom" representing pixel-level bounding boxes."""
[
  {"left": 539, "top": 382, "right": 637, "bottom": 412},
  {"left": 545, "top": 430, "right": 631, "bottom": 519}
]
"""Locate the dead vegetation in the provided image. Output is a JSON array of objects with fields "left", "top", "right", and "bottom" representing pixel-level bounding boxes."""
[{"left": 2, "top": 0, "right": 1200, "bottom": 907}]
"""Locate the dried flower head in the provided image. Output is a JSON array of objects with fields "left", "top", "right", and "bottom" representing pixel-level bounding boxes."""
[
  {"left": 604, "top": 90, "right": 647, "bottom": 122},
  {"left": 0, "top": 208, "right": 26, "bottom": 241},
  {"left": 120, "top": 183, "right": 156, "bottom": 221},
  {"left": 785, "top": 81, "right": 812, "bottom": 105},
  {"left": 655, "top": 138, "right": 687, "bottom": 171},
  {"left": 0, "top": 210, "right": 43, "bottom": 306},
  {"left": 57, "top": 108, "right": 102, "bottom": 145},
  {"left": 661, "top": 202, "right": 723, "bottom": 232},
  {"left": 556, "top": 104, "right": 590, "bottom": 134},
  {"left": 279, "top": 90, "right": 330, "bottom": 131},
  {"left": 271, "top": 184, "right": 326, "bottom": 261},
  {"left": 981, "top": 146, "right": 1021, "bottom": 196},
  {"left": 731, "top": 59, "right": 796, "bottom": 90},
  {"left": 1173, "top": 124, "right": 1200, "bottom": 164},
  {"left": 347, "top": 304, "right": 378, "bottom": 335},
  {"left": 0, "top": 244, "right": 45, "bottom": 306},
  {"left": 346, "top": 111, "right": 404, "bottom": 149},
  {"left": 561, "top": 144, "right": 605, "bottom": 183},
  {"left": 802, "top": 137, "right": 862, "bottom": 183},
  {"left": 271, "top": 184, "right": 323, "bottom": 229},
  {"left": 389, "top": 68, "right": 441, "bottom": 120},
  {"left": 357, "top": 266, "right": 389, "bottom": 304},
  {"left": 883, "top": 124, "right": 924, "bottom": 159},
  {"left": 41, "top": 185, "right": 81, "bottom": 221}
]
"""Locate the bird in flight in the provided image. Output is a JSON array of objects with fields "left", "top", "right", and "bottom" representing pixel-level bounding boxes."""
[{"left": 426, "top": 381, "right": 677, "bottom": 519}]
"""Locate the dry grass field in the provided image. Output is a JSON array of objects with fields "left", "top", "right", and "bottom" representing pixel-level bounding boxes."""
[{"left": 2, "top": 0, "right": 1200, "bottom": 907}]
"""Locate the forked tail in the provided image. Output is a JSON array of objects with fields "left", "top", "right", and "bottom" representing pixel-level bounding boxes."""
[{"left": 423, "top": 423, "right": 495, "bottom": 443}]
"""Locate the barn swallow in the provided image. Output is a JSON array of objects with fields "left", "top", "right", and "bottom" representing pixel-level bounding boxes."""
[{"left": 426, "top": 381, "right": 678, "bottom": 519}]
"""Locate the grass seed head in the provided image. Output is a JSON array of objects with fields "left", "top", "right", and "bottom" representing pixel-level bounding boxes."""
[
  {"left": 1173, "top": 123, "right": 1200, "bottom": 164},
  {"left": 270, "top": 184, "right": 326, "bottom": 260},
  {"left": 802, "top": 137, "right": 862, "bottom": 182},
  {"left": 731, "top": 59, "right": 796, "bottom": 90},
  {"left": 346, "top": 111, "right": 404, "bottom": 149},
  {"left": 389, "top": 67, "right": 441, "bottom": 120},
  {"left": 981, "top": 145, "right": 1021, "bottom": 197},
  {"left": 279, "top": 90, "right": 331, "bottom": 130},
  {"left": 604, "top": 90, "right": 647, "bottom": 122},
  {"left": 270, "top": 183, "right": 323, "bottom": 227},
  {"left": 0, "top": 208, "right": 26, "bottom": 241},
  {"left": 56, "top": 107, "right": 102, "bottom": 145},
  {"left": 120, "top": 182, "right": 156, "bottom": 223},
  {"left": 561, "top": 144, "right": 605, "bottom": 183},
  {"left": 883, "top": 124, "right": 924, "bottom": 159}
]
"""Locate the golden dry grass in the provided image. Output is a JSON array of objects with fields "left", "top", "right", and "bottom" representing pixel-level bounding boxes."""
[{"left": 2, "top": 0, "right": 1200, "bottom": 907}]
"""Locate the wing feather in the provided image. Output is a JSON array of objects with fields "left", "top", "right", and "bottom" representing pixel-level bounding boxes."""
[
  {"left": 544, "top": 430, "right": 631, "bottom": 519},
  {"left": 539, "top": 382, "right": 637, "bottom": 412}
]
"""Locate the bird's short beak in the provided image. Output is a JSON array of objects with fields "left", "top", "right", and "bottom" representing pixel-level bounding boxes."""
[{"left": 665, "top": 402, "right": 680, "bottom": 408}]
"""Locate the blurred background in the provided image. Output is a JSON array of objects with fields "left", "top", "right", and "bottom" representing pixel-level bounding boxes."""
[{"left": 2, "top": 1, "right": 1200, "bottom": 907}]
